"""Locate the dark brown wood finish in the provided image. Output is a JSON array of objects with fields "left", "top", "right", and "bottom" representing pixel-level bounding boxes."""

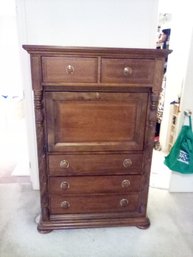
[
  {"left": 45, "top": 92, "right": 148, "bottom": 152},
  {"left": 23, "top": 45, "right": 171, "bottom": 232},
  {"left": 48, "top": 153, "right": 143, "bottom": 176},
  {"left": 49, "top": 175, "right": 143, "bottom": 194},
  {"left": 49, "top": 194, "right": 139, "bottom": 214},
  {"left": 42, "top": 56, "right": 98, "bottom": 83}
]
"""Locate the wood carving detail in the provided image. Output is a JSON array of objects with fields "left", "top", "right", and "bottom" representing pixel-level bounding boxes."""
[
  {"left": 34, "top": 90, "right": 49, "bottom": 221},
  {"left": 150, "top": 93, "right": 159, "bottom": 111},
  {"left": 140, "top": 92, "right": 159, "bottom": 214}
]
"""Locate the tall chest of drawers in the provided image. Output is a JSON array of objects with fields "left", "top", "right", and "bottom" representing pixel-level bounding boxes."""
[{"left": 23, "top": 45, "right": 171, "bottom": 233}]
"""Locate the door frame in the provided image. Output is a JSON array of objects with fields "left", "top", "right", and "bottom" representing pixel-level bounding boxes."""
[{"left": 16, "top": 0, "right": 39, "bottom": 189}]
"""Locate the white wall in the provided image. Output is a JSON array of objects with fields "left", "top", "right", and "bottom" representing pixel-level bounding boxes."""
[
  {"left": 0, "top": 0, "right": 23, "bottom": 96},
  {"left": 158, "top": 0, "right": 193, "bottom": 192},
  {"left": 16, "top": 0, "right": 159, "bottom": 189},
  {"left": 159, "top": 1, "right": 193, "bottom": 152},
  {"left": 21, "top": 0, "right": 158, "bottom": 47},
  {"left": 169, "top": 27, "right": 193, "bottom": 192}
]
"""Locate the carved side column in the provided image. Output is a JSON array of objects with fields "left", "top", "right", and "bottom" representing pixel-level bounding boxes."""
[
  {"left": 31, "top": 55, "right": 49, "bottom": 221},
  {"left": 139, "top": 92, "right": 159, "bottom": 219},
  {"left": 139, "top": 58, "right": 165, "bottom": 219},
  {"left": 34, "top": 90, "right": 49, "bottom": 221}
]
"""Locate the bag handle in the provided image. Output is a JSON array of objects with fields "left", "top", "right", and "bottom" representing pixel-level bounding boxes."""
[
  {"left": 189, "top": 116, "right": 192, "bottom": 131},
  {"left": 184, "top": 110, "right": 192, "bottom": 130}
]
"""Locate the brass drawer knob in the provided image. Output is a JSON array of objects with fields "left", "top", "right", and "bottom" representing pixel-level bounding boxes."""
[
  {"left": 66, "top": 64, "right": 74, "bottom": 74},
  {"left": 60, "top": 201, "right": 70, "bottom": 209},
  {"left": 123, "top": 158, "right": 132, "bottom": 168},
  {"left": 60, "top": 181, "right": 70, "bottom": 190},
  {"left": 120, "top": 198, "right": 129, "bottom": 207},
  {"left": 96, "top": 92, "right": 100, "bottom": 99},
  {"left": 121, "top": 179, "right": 130, "bottom": 188},
  {"left": 60, "top": 160, "right": 69, "bottom": 169},
  {"left": 123, "top": 66, "right": 133, "bottom": 76}
]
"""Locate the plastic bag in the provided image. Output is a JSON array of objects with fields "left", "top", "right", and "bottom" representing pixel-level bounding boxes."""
[{"left": 164, "top": 115, "right": 193, "bottom": 174}]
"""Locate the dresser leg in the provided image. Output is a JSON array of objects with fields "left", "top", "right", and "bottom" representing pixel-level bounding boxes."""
[
  {"left": 35, "top": 214, "right": 53, "bottom": 233},
  {"left": 136, "top": 217, "right": 150, "bottom": 229},
  {"left": 37, "top": 226, "right": 53, "bottom": 234}
]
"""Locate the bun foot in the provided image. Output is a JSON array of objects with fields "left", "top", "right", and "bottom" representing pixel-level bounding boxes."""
[
  {"left": 35, "top": 214, "right": 53, "bottom": 234},
  {"left": 37, "top": 227, "right": 53, "bottom": 234},
  {"left": 136, "top": 217, "right": 150, "bottom": 229}
]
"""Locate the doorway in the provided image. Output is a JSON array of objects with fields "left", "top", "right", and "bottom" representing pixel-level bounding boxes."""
[
  {"left": 150, "top": 12, "right": 173, "bottom": 190},
  {"left": 0, "top": 0, "right": 30, "bottom": 183}
]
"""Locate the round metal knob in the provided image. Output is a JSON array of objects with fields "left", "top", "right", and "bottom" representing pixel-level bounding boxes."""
[
  {"left": 123, "top": 66, "right": 133, "bottom": 76},
  {"left": 66, "top": 64, "right": 74, "bottom": 74},
  {"left": 60, "top": 201, "right": 70, "bottom": 209},
  {"left": 123, "top": 159, "right": 132, "bottom": 168},
  {"left": 60, "top": 160, "right": 69, "bottom": 169},
  {"left": 96, "top": 92, "right": 100, "bottom": 99},
  {"left": 121, "top": 179, "right": 130, "bottom": 188},
  {"left": 60, "top": 181, "right": 70, "bottom": 191},
  {"left": 120, "top": 198, "right": 129, "bottom": 207}
]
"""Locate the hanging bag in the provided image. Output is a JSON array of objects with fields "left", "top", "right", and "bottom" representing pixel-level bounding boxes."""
[{"left": 164, "top": 114, "right": 193, "bottom": 174}]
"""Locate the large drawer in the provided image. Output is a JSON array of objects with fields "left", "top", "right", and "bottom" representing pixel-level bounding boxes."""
[
  {"left": 42, "top": 56, "right": 98, "bottom": 83},
  {"left": 48, "top": 153, "right": 143, "bottom": 175},
  {"left": 49, "top": 175, "right": 143, "bottom": 194},
  {"left": 101, "top": 58, "right": 155, "bottom": 84},
  {"left": 49, "top": 194, "right": 139, "bottom": 214}
]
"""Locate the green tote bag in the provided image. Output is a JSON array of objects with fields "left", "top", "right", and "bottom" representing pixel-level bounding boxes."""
[{"left": 164, "top": 115, "right": 193, "bottom": 174}]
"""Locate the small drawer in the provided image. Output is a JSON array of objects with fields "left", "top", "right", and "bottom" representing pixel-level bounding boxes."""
[
  {"left": 101, "top": 58, "right": 155, "bottom": 84},
  {"left": 49, "top": 194, "right": 139, "bottom": 214},
  {"left": 49, "top": 175, "right": 143, "bottom": 194},
  {"left": 48, "top": 153, "right": 143, "bottom": 176},
  {"left": 42, "top": 56, "right": 98, "bottom": 83}
]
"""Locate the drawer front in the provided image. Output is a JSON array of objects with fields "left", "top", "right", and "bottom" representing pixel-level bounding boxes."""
[
  {"left": 42, "top": 56, "right": 98, "bottom": 83},
  {"left": 49, "top": 194, "right": 139, "bottom": 214},
  {"left": 49, "top": 175, "right": 143, "bottom": 194},
  {"left": 101, "top": 58, "right": 155, "bottom": 84},
  {"left": 48, "top": 154, "right": 143, "bottom": 175}
]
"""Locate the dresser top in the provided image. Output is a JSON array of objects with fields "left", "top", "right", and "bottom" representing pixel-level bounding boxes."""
[{"left": 23, "top": 45, "right": 171, "bottom": 58}]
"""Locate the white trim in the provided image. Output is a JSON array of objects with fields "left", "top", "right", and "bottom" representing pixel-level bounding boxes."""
[{"left": 16, "top": 0, "right": 39, "bottom": 190}]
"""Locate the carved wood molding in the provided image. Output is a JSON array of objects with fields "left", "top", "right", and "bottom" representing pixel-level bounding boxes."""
[
  {"left": 34, "top": 90, "right": 49, "bottom": 221},
  {"left": 140, "top": 91, "right": 160, "bottom": 213},
  {"left": 31, "top": 54, "right": 49, "bottom": 221},
  {"left": 153, "top": 58, "right": 165, "bottom": 93}
]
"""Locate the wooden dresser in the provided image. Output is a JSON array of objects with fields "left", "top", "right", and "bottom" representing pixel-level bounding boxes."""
[{"left": 23, "top": 45, "right": 171, "bottom": 233}]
